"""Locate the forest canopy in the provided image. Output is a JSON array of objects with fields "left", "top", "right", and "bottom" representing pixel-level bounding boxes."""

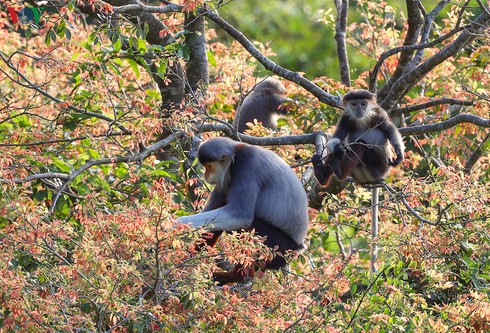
[{"left": 0, "top": 0, "right": 489, "bottom": 332}]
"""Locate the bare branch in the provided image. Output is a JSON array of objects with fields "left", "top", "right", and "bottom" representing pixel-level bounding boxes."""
[
  {"left": 393, "top": 98, "right": 474, "bottom": 114},
  {"left": 0, "top": 132, "right": 128, "bottom": 147},
  {"left": 408, "top": 0, "right": 451, "bottom": 70},
  {"left": 476, "top": 0, "right": 490, "bottom": 17},
  {"left": 400, "top": 113, "right": 490, "bottom": 135},
  {"left": 334, "top": 0, "right": 350, "bottom": 86},
  {"left": 464, "top": 132, "right": 490, "bottom": 174},
  {"left": 371, "top": 0, "right": 423, "bottom": 93},
  {"left": 1, "top": 173, "right": 69, "bottom": 184},
  {"left": 381, "top": 9, "right": 490, "bottom": 110}
]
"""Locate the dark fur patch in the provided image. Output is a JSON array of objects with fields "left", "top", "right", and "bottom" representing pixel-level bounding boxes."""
[{"left": 343, "top": 89, "right": 376, "bottom": 102}]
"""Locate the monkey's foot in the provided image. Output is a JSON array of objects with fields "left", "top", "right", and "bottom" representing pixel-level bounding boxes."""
[{"left": 327, "top": 157, "right": 342, "bottom": 179}]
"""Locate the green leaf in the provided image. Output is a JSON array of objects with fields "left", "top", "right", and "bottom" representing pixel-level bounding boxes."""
[
  {"left": 13, "top": 114, "right": 32, "bottom": 128},
  {"left": 52, "top": 157, "right": 72, "bottom": 173},
  {"left": 125, "top": 58, "right": 140, "bottom": 78},
  {"left": 207, "top": 49, "right": 216, "bottom": 67},
  {"left": 113, "top": 38, "right": 122, "bottom": 52}
]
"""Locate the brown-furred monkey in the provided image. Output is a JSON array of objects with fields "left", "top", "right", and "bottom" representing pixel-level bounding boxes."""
[
  {"left": 233, "top": 77, "right": 292, "bottom": 133},
  {"left": 178, "top": 137, "right": 309, "bottom": 285},
  {"left": 312, "top": 89, "right": 405, "bottom": 186}
]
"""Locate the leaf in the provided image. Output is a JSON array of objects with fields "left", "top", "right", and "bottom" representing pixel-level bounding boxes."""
[
  {"left": 207, "top": 49, "right": 216, "bottom": 67},
  {"left": 52, "top": 157, "right": 72, "bottom": 173},
  {"left": 125, "top": 58, "right": 140, "bottom": 78},
  {"left": 13, "top": 114, "right": 32, "bottom": 127},
  {"left": 113, "top": 38, "right": 122, "bottom": 52}
]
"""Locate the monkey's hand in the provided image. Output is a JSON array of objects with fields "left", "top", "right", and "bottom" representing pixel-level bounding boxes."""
[
  {"left": 311, "top": 153, "right": 325, "bottom": 167},
  {"left": 326, "top": 138, "right": 346, "bottom": 159},
  {"left": 388, "top": 150, "right": 404, "bottom": 166}
]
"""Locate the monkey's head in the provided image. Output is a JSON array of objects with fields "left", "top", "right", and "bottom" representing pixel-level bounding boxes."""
[
  {"left": 254, "top": 77, "right": 293, "bottom": 115},
  {"left": 254, "top": 77, "right": 287, "bottom": 96},
  {"left": 198, "top": 137, "right": 235, "bottom": 187},
  {"left": 343, "top": 89, "right": 378, "bottom": 124}
]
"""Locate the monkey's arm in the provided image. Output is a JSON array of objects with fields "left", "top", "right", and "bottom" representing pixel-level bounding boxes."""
[
  {"left": 380, "top": 121, "right": 405, "bottom": 166},
  {"left": 326, "top": 116, "right": 351, "bottom": 156},
  {"left": 178, "top": 176, "right": 259, "bottom": 231}
]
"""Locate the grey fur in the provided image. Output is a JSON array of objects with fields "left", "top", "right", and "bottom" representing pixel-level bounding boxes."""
[
  {"left": 233, "top": 77, "right": 289, "bottom": 133},
  {"left": 178, "top": 137, "right": 309, "bottom": 245}
]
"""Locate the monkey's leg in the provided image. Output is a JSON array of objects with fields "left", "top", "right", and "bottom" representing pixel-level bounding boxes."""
[
  {"left": 333, "top": 143, "right": 366, "bottom": 180},
  {"left": 312, "top": 154, "right": 336, "bottom": 186},
  {"left": 213, "top": 264, "right": 255, "bottom": 285},
  {"left": 194, "top": 231, "right": 223, "bottom": 251}
]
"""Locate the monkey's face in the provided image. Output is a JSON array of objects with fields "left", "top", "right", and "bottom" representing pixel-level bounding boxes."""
[
  {"left": 345, "top": 98, "right": 376, "bottom": 122},
  {"left": 346, "top": 99, "right": 368, "bottom": 118},
  {"left": 202, "top": 157, "right": 231, "bottom": 185}
]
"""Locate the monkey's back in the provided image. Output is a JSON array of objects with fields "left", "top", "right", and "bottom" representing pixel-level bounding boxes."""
[
  {"left": 233, "top": 92, "right": 287, "bottom": 132},
  {"left": 231, "top": 144, "right": 309, "bottom": 244}
]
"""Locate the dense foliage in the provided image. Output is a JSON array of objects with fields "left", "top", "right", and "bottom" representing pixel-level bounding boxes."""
[{"left": 0, "top": 0, "right": 489, "bottom": 332}]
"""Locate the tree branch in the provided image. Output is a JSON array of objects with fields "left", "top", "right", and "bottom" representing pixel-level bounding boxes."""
[
  {"left": 372, "top": 25, "right": 467, "bottom": 98},
  {"left": 393, "top": 98, "right": 474, "bottom": 114},
  {"left": 381, "top": 8, "right": 490, "bottom": 110},
  {"left": 372, "top": 0, "right": 423, "bottom": 94},
  {"left": 334, "top": 0, "right": 350, "bottom": 86},
  {"left": 45, "top": 123, "right": 325, "bottom": 213},
  {"left": 203, "top": 10, "right": 341, "bottom": 107},
  {"left": 400, "top": 113, "right": 490, "bottom": 135},
  {"left": 111, "top": 1, "right": 342, "bottom": 107},
  {"left": 464, "top": 132, "right": 490, "bottom": 174}
]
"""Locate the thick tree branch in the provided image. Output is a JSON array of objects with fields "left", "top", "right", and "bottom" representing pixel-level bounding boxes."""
[
  {"left": 1, "top": 173, "right": 69, "bottom": 184},
  {"left": 184, "top": 13, "right": 209, "bottom": 95},
  {"left": 373, "top": 0, "right": 423, "bottom": 94},
  {"left": 400, "top": 114, "right": 490, "bottom": 135},
  {"left": 393, "top": 98, "right": 474, "bottom": 114},
  {"left": 381, "top": 8, "right": 490, "bottom": 110},
  {"left": 203, "top": 10, "right": 341, "bottom": 107},
  {"left": 44, "top": 124, "right": 325, "bottom": 213},
  {"left": 407, "top": 0, "right": 450, "bottom": 71},
  {"left": 334, "top": 0, "right": 350, "bottom": 86}
]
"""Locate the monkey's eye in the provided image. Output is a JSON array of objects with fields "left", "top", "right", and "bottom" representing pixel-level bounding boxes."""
[
  {"left": 361, "top": 101, "right": 367, "bottom": 107},
  {"left": 351, "top": 102, "right": 357, "bottom": 107}
]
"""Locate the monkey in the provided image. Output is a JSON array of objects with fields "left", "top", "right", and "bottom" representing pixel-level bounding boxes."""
[
  {"left": 312, "top": 89, "right": 405, "bottom": 186},
  {"left": 178, "top": 137, "right": 309, "bottom": 284},
  {"left": 233, "top": 77, "right": 292, "bottom": 133}
]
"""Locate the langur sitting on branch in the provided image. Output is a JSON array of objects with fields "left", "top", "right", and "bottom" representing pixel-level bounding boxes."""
[
  {"left": 233, "top": 77, "right": 292, "bottom": 133},
  {"left": 178, "top": 137, "right": 309, "bottom": 285},
  {"left": 312, "top": 89, "right": 405, "bottom": 186}
]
